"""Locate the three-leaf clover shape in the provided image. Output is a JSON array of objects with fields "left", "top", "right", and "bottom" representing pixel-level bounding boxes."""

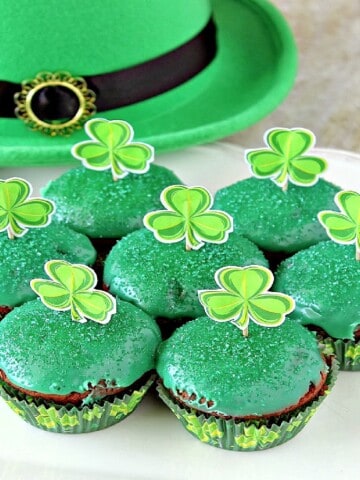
[
  {"left": 318, "top": 190, "right": 360, "bottom": 260},
  {"left": 198, "top": 265, "right": 295, "bottom": 336},
  {"left": 246, "top": 128, "right": 327, "bottom": 191},
  {"left": 71, "top": 118, "right": 154, "bottom": 181},
  {"left": 0, "top": 177, "right": 54, "bottom": 239},
  {"left": 30, "top": 260, "right": 116, "bottom": 324},
  {"left": 143, "top": 185, "right": 233, "bottom": 251}
]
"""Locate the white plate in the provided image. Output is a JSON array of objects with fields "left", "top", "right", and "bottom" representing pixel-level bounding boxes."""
[{"left": 0, "top": 143, "right": 359, "bottom": 480}]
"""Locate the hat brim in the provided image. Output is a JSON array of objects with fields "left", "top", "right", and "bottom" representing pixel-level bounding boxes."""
[{"left": 0, "top": 0, "right": 297, "bottom": 167}]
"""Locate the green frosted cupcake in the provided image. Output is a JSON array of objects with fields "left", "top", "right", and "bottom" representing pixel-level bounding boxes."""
[
  {"left": 0, "top": 225, "right": 96, "bottom": 313},
  {"left": 41, "top": 119, "right": 182, "bottom": 242},
  {"left": 0, "top": 261, "right": 161, "bottom": 433},
  {"left": 0, "top": 177, "right": 96, "bottom": 318},
  {"left": 214, "top": 128, "right": 340, "bottom": 267},
  {"left": 214, "top": 177, "right": 340, "bottom": 254},
  {"left": 275, "top": 242, "right": 360, "bottom": 371},
  {"left": 275, "top": 190, "right": 360, "bottom": 370},
  {"left": 156, "top": 318, "right": 335, "bottom": 451},
  {"left": 103, "top": 228, "right": 268, "bottom": 326},
  {"left": 156, "top": 264, "right": 336, "bottom": 450},
  {"left": 42, "top": 164, "right": 182, "bottom": 240}
]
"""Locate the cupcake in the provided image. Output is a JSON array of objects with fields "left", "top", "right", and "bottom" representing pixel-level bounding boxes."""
[
  {"left": 103, "top": 185, "right": 268, "bottom": 336},
  {"left": 42, "top": 119, "right": 182, "bottom": 252},
  {"left": 0, "top": 260, "right": 161, "bottom": 433},
  {"left": 214, "top": 128, "right": 340, "bottom": 266},
  {"left": 274, "top": 190, "right": 360, "bottom": 370},
  {"left": 215, "top": 177, "right": 340, "bottom": 256},
  {"left": 0, "top": 177, "right": 96, "bottom": 318},
  {"left": 156, "top": 265, "right": 336, "bottom": 451}
]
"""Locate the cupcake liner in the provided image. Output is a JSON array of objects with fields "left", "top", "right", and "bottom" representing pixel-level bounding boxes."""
[
  {"left": 0, "top": 375, "right": 155, "bottom": 434},
  {"left": 156, "top": 357, "right": 338, "bottom": 451},
  {"left": 318, "top": 334, "right": 360, "bottom": 371}
]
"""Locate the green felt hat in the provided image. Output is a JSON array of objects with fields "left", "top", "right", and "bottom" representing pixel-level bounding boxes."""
[{"left": 0, "top": 0, "right": 297, "bottom": 167}]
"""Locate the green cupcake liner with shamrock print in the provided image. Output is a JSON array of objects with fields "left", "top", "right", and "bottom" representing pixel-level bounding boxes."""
[
  {"left": 156, "top": 358, "right": 338, "bottom": 451},
  {"left": 319, "top": 334, "right": 360, "bottom": 371},
  {"left": 0, "top": 375, "right": 154, "bottom": 434}
]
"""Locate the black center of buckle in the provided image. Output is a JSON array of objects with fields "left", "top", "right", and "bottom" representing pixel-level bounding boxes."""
[{"left": 31, "top": 85, "right": 80, "bottom": 123}]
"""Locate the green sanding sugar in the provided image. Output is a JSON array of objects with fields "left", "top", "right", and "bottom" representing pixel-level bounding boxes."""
[
  {"left": 42, "top": 165, "right": 181, "bottom": 238},
  {"left": 0, "top": 224, "right": 96, "bottom": 307},
  {"left": 104, "top": 228, "right": 268, "bottom": 319},
  {"left": 275, "top": 241, "right": 360, "bottom": 339},
  {"left": 214, "top": 177, "right": 340, "bottom": 253},
  {"left": 0, "top": 298, "right": 161, "bottom": 397}
]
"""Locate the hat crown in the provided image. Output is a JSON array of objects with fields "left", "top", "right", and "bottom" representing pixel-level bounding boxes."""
[{"left": 0, "top": 0, "right": 211, "bottom": 81}]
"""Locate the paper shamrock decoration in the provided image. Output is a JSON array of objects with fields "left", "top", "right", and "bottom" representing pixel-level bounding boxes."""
[
  {"left": 143, "top": 185, "right": 233, "bottom": 251},
  {"left": 318, "top": 190, "right": 360, "bottom": 260},
  {"left": 199, "top": 265, "right": 295, "bottom": 336},
  {"left": 72, "top": 118, "right": 154, "bottom": 181},
  {"left": 246, "top": 128, "right": 327, "bottom": 191},
  {"left": 31, "top": 260, "right": 116, "bottom": 324},
  {"left": 0, "top": 177, "right": 55, "bottom": 239}
]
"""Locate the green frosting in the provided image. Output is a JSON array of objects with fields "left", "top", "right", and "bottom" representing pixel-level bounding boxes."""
[
  {"left": 0, "top": 298, "right": 161, "bottom": 398},
  {"left": 214, "top": 178, "right": 340, "bottom": 253},
  {"left": 103, "top": 228, "right": 268, "bottom": 319},
  {"left": 0, "top": 224, "right": 96, "bottom": 308},
  {"left": 41, "top": 165, "right": 181, "bottom": 238},
  {"left": 156, "top": 317, "right": 326, "bottom": 417},
  {"left": 275, "top": 242, "right": 360, "bottom": 340}
]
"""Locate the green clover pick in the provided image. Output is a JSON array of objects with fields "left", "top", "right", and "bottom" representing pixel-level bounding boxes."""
[
  {"left": 199, "top": 265, "right": 295, "bottom": 336},
  {"left": 31, "top": 260, "right": 116, "bottom": 324},
  {"left": 318, "top": 190, "right": 360, "bottom": 260},
  {"left": 71, "top": 118, "right": 154, "bottom": 181},
  {"left": 246, "top": 128, "right": 327, "bottom": 191},
  {"left": 143, "top": 185, "right": 233, "bottom": 251},
  {"left": 0, "top": 177, "right": 55, "bottom": 239}
]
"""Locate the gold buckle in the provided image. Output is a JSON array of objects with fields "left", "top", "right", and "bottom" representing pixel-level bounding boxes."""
[{"left": 14, "top": 72, "right": 96, "bottom": 136}]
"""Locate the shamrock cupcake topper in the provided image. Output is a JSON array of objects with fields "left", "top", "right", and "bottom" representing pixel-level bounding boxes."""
[
  {"left": 71, "top": 118, "right": 154, "bottom": 181},
  {"left": 245, "top": 128, "right": 327, "bottom": 191},
  {"left": 199, "top": 265, "right": 295, "bottom": 337},
  {"left": 0, "top": 177, "right": 54, "bottom": 239},
  {"left": 30, "top": 260, "right": 116, "bottom": 324},
  {"left": 318, "top": 190, "right": 360, "bottom": 260},
  {"left": 143, "top": 185, "right": 233, "bottom": 251}
]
